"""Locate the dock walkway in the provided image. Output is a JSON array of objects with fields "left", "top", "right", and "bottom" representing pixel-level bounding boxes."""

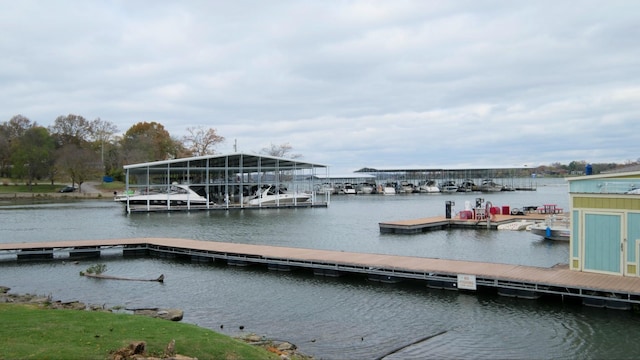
[{"left": 2, "top": 238, "right": 639, "bottom": 309}]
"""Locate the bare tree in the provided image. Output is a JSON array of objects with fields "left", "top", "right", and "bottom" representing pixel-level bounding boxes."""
[
  {"left": 89, "top": 117, "right": 119, "bottom": 172},
  {"left": 260, "top": 142, "right": 302, "bottom": 159},
  {"left": 56, "top": 144, "right": 101, "bottom": 192},
  {"left": 182, "top": 126, "right": 225, "bottom": 156}
]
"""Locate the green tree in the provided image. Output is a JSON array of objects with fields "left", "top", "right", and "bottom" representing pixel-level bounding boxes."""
[
  {"left": 0, "top": 115, "right": 34, "bottom": 177},
  {"left": 10, "top": 126, "right": 55, "bottom": 190}
]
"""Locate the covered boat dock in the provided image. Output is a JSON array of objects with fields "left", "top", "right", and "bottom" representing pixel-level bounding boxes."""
[{"left": 118, "top": 152, "right": 329, "bottom": 213}]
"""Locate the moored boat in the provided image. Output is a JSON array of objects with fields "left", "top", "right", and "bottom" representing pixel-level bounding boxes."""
[
  {"left": 418, "top": 180, "right": 440, "bottom": 193},
  {"left": 381, "top": 182, "right": 396, "bottom": 195},
  {"left": 457, "top": 179, "right": 476, "bottom": 192},
  {"left": 440, "top": 180, "right": 458, "bottom": 193},
  {"left": 246, "top": 185, "right": 312, "bottom": 206},
  {"left": 342, "top": 183, "right": 357, "bottom": 195},
  {"left": 399, "top": 181, "right": 417, "bottom": 193},
  {"left": 357, "top": 182, "right": 375, "bottom": 194},
  {"left": 114, "top": 183, "right": 211, "bottom": 206},
  {"left": 529, "top": 215, "right": 570, "bottom": 241},
  {"left": 478, "top": 179, "right": 503, "bottom": 192}
]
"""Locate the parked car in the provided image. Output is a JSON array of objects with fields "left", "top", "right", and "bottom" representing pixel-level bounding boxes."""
[{"left": 59, "top": 186, "right": 76, "bottom": 193}]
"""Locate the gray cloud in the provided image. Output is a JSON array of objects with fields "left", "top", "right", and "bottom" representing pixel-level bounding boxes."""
[{"left": 1, "top": 0, "right": 639, "bottom": 172}]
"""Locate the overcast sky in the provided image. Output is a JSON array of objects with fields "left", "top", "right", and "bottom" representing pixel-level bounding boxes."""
[{"left": 2, "top": 1, "right": 639, "bottom": 173}]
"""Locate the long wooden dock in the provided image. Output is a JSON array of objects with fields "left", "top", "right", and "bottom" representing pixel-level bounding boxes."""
[
  {"left": 1, "top": 238, "right": 639, "bottom": 310},
  {"left": 379, "top": 213, "right": 549, "bottom": 233}
]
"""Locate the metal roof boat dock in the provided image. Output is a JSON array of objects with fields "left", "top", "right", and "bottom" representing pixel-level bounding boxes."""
[
  {"left": 1, "top": 238, "right": 638, "bottom": 310},
  {"left": 118, "top": 152, "right": 329, "bottom": 213}
]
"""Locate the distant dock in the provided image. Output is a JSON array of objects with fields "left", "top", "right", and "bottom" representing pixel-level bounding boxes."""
[
  {"left": 379, "top": 213, "right": 549, "bottom": 234},
  {"left": 1, "top": 237, "right": 639, "bottom": 310}
]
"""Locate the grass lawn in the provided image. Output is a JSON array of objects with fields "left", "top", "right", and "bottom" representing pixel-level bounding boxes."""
[
  {"left": 0, "top": 183, "right": 62, "bottom": 193},
  {"left": 0, "top": 303, "right": 280, "bottom": 360},
  {"left": 0, "top": 178, "right": 126, "bottom": 194}
]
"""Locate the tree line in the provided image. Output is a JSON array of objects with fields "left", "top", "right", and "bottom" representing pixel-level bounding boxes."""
[
  {"left": 2, "top": 113, "right": 634, "bottom": 191},
  {"left": 0, "top": 114, "right": 225, "bottom": 191},
  {"left": 0, "top": 114, "right": 302, "bottom": 192}
]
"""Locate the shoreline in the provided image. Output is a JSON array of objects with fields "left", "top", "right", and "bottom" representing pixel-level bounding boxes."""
[{"left": 0, "top": 192, "right": 111, "bottom": 200}]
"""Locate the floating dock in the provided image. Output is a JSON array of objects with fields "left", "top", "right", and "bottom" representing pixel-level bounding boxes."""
[
  {"left": 379, "top": 213, "right": 549, "bottom": 234},
  {"left": 123, "top": 201, "right": 328, "bottom": 213},
  {"left": 1, "top": 238, "right": 639, "bottom": 310}
]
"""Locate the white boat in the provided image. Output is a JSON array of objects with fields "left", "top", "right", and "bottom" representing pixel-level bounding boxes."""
[
  {"left": 478, "top": 179, "right": 503, "bottom": 192},
  {"left": 457, "top": 179, "right": 475, "bottom": 192},
  {"left": 439, "top": 180, "right": 458, "bottom": 193},
  {"left": 315, "top": 183, "right": 335, "bottom": 194},
  {"left": 381, "top": 182, "right": 396, "bottom": 195},
  {"left": 529, "top": 215, "right": 570, "bottom": 241},
  {"left": 114, "top": 183, "right": 211, "bottom": 206},
  {"left": 399, "top": 181, "right": 417, "bottom": 193},
  {"left": 246, "top": 185, "right": 312, "bottom": 206},
  {"left": 497, "top": 220, "right": 537, "bottom": 231},
  {"left": 357, "top": 182, "right": 375, "bottom": 194},
  {"left": 418, "top": 180, "right": 440, "bottom": 193},
  {"left": 342, "top": 183, "right": 357, "bottom": 195}
]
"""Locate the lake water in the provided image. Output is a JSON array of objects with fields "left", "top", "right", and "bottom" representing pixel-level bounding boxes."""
[{"left": 2, "top": 179, "right": 640, "bottom": 359}]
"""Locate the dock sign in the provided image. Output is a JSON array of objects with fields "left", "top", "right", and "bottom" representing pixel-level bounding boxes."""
[{"left": 457, "top": 274, "right": 477, "bottom": 290}]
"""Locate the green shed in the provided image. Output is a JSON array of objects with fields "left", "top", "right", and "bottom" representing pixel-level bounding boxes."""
[{"left": 568, "top": 170, "right": 640, "bottom": 276}]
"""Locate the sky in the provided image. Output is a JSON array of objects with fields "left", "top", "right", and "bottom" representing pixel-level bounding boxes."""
[{"left": 2, "top": 1, "right": 639, "bottom": 173}]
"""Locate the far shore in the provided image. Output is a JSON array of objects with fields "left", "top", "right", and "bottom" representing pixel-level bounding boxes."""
[{"left": 0, "top": 191, "right": 114, "bottom": 200}]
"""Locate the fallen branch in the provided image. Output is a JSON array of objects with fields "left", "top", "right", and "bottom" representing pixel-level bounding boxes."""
[
  {"left": 376, "top": 330, "right": 448, "bottom": 360},
  {"left": 81, "top": 272, "right": 164, "bottom": 283}
]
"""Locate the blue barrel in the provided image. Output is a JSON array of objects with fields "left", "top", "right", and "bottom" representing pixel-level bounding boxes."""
[{"left": 585, "top": 164, "right": 593, "bottom": 175}]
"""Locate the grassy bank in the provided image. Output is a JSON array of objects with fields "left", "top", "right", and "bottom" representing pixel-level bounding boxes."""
[
  {"left": 0, "top": 303, "right": 280, "bottom": 360},
  {"left": 0, "top": 183, "right": 62, "bottom": 193},
  {"left": 0, "top": 178, "right": 126, "bottom": 199}
]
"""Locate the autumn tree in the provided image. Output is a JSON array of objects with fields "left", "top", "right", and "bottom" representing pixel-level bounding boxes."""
[
  {"left": 121, "top": 122, "right": 185, "bottom": 164},
  {"left": 49, "top": 114, "right": 92, "bottom": 147},
  {"left": 260, "top": 142, "right": 302, "bottom": 159},
  {"left": 182, "top": 126, "right": 225, "bottom": 156},
  {"left": 10, "top": 126, "right": 55, "bottom": 190}
]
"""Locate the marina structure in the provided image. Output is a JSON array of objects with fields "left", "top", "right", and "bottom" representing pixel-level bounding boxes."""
[
  {"left": 1, "top": 238, "right": 638, "bottom": 310},
  {"left": 116, "top": 152, "right": 328, "bottom": 213},
  {"left": 352, "top": 165, "right": 537, "bottom": 193}
]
